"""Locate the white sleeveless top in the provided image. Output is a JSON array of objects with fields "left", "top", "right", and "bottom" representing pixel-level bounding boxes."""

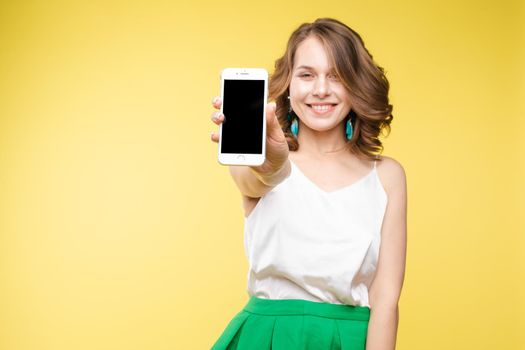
[{"left": 243, "top": 159, "right": 388, "bottom": 307}]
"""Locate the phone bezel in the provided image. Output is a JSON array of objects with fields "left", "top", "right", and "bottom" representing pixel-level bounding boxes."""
[{"left": 218, "top": 67, "right": 268, "bottom": 166}]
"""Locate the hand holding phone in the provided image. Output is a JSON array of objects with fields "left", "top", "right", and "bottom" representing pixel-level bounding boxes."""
[{"left": 210, "top": 70, "right": 289, "bottom": 173}]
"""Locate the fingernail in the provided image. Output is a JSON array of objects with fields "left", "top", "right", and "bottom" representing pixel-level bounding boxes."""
[{"left": 212, "top": 96, "right": 219, "bottom": 104}]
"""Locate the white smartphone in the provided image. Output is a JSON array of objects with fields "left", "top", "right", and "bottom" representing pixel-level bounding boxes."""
[{"left": 218, "top": 67, "right": 268, "bottom": 166}]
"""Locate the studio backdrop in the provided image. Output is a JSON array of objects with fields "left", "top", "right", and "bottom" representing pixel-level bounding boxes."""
[{"left": 0, "top": 1, "right": 524, "bottom": 349}]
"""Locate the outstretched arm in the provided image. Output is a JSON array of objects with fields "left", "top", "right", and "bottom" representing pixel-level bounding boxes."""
[{"left": 210, "top": 97, "right": 291, "bottom": 198}]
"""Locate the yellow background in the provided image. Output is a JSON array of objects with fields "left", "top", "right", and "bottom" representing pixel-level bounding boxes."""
[{"left": 1, "top": 1, "right": 523, "bottom": 349}]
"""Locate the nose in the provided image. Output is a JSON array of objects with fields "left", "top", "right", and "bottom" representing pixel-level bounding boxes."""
[{"left": 312, "top": 75, "right": 331, "bottom": 97}]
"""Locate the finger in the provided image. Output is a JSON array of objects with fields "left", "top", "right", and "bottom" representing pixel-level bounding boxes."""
[
  {"left": 210, "top": 111, "right": 225, "bottom": 125},
  {"left": 210, "top": 131, "right": 219, "bottom": 143},
  {"left": 211, "top": 96, "right": 222, "bottom": 109}
]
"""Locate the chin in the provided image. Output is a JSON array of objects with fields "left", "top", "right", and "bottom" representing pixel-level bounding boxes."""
[{"left": 301, "top": 118, "right": 342, "bottom": 132}]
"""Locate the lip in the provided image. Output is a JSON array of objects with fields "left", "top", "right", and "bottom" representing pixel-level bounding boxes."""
[{"left": 307, "top": 103, "right": 337, "bottom": 116}]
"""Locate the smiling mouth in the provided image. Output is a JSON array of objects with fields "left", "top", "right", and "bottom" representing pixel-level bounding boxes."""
[{"left": 307, "top": 104, "right": 338, "bottom": 113}]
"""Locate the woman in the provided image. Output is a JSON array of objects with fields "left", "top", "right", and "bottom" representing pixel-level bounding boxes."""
[{"left": 209, "top": 17, "right": 407, "bottom": 350}]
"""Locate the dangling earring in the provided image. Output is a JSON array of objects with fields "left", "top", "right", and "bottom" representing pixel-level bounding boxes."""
[
  {"left": 345, "top": 118, "right": 353, "bottom": 140},
  {"left": 287, "top": 95, "right": 299, "bottom": 138},
  {"left": 291, "top": 118, "right": 299, "bottom": 138}
]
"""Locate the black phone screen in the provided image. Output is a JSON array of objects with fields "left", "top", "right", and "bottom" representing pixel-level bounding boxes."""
[{"left": 221, "top": 79, "right": 265, "bottom": 154}]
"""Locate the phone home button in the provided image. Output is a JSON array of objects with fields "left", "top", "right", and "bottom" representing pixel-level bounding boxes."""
[{"left": 237, "top": 155, "right": 245, "bottom": 162}]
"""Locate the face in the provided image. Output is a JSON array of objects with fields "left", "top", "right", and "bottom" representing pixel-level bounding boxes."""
[{"left": 289, "top": 36, "right": 352, "bottom": 133}]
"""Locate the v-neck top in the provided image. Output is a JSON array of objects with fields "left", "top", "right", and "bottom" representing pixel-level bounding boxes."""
[{"left": 243, "top": 159, "right": 388, "bottom": 307}]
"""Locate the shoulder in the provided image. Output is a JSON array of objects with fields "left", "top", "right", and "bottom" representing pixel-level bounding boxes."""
[{"left": 375, "top": 155, "right": 407, "bottom": 196}]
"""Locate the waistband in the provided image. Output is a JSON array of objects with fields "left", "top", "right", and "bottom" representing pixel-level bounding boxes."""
[{"left": 243, "top": 296, "right": 370, "bottom": 321}]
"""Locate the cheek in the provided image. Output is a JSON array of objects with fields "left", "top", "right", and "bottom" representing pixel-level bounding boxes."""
[
  {"left": 335, "top": 88, "right": 352, "bottom": 106},
  {"left": 290, "top": 81, "right": 311, "bottom": 99}
]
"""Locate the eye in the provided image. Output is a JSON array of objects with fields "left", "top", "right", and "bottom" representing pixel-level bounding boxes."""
[
  {"left": 300, "top": 73, "right": 312, "bottom": 78},
  {"left": 329, "top": 74, "right": 340, "bottom": 81}
]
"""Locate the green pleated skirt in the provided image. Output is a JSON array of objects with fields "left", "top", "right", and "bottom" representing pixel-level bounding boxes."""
[{"left": 211, "top": 296, "right": 370, "bottom": 350}]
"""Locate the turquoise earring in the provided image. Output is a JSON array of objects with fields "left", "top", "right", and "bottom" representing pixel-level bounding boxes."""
[
  {"left": 345, "top": 118, "right": 353, "bottom": 140},
  {"left": 287, "top": 95, "right": 299, "bottom": 138},
  {"left": 291, "top": 118, "right": 299, "bottom": 138}
]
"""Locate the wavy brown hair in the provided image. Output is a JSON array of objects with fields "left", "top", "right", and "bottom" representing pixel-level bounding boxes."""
[{"left": 269, "top": 18, "right": 393, "bottom": 161}]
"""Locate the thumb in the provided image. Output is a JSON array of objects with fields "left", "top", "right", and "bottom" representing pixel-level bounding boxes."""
[{"left": 266, "top": 102, "right": 279, "bottom": 131}]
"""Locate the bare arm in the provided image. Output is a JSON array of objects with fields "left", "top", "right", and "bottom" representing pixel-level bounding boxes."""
[
  {"left": 229, "top": 159, "right": 291, "bottom": 198},
  {"left": 366, "top": 156, "right": 407, "bottom": 350}
]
